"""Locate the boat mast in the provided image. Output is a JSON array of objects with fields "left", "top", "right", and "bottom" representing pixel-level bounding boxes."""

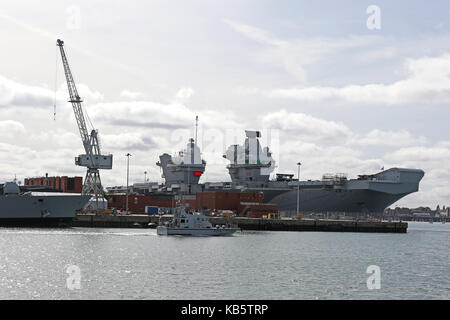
[{"left": 195, "top": 115, "right": 198, "bottom": 146}]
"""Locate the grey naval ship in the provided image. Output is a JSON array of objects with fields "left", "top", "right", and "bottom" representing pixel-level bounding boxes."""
[
  {"left": 150, "top": 130, "right": 424, "bottom": 215},
  {"left": 222, "top": 130, "right": 425, "bottom": 214},
  {"left": 0, "top": 181, "right": 91, "bottom": 227}
]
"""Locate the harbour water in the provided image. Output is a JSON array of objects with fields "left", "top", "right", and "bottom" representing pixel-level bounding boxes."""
[{"left": 0, "top": 222, "right": 448, "bottom": 300}]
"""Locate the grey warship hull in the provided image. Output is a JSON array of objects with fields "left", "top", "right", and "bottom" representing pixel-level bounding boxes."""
[
  {"left": 250, "top": 168, "right": 425, "bottom": 214},
  {"left": 0, "top": 192, "right": 91, "bottom": 227}
]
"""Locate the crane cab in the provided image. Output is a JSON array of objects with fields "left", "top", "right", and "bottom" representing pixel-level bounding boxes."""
[{"left": 75, "top": 154, "right": 113, "bottom": 169}]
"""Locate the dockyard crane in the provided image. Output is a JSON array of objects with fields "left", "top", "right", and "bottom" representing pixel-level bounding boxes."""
[{"left": 56, "top": 39, "right": 113, "bottom": 203}]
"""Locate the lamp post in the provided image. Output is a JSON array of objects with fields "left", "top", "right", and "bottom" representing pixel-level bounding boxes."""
[
  {"left": 297, "top": 162, "right": 301, "bottom": 217},
  {"left": 144, "top": 171, "right": 147, "bottom": 183},
  {"left": 126, "top": 153, "right": 132, "bottom": 214}
]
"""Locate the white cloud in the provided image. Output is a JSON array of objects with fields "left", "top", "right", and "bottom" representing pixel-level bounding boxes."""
[
  {"left": 382, "top": 145, "right": 450, "bottom": 207},
  {"left": 101, "top": 132, "right": 156, "bottom": 151},
  {"left": 175, "top": 87, "right": 195, "bottom": 101},
  {"left": 88, "top": 99, "right": 242, "bottom": 134},
  {"left": 223, "top": 19, "right": 285, "bottom": 47},
  {"left": 350, "top": 129, "right": 427, "bottom": 148},
  {"left": 0, "top": 75, "right": 53, "bottom": 108},
  {"left": 263, "top": 54, "right": 450, "bottom": 105},
  {"left": 356, "top": 47, "right": 398, "bottom": 63},
  {"left": 0, "top": 142, "right": 39, "bottom": 181},
  {"left": 75, "top": 83, "right": 104, "bottom": 103},
  {"left": 260, "top": 110, "right": 425, "bottom": 149},
  {"left": 120, "top": 90, "right": 144, "bottom": 100},
  {"left": 385, "top": 146, "right": 450, "bottom": 164},
  {"left": 29, "top": 129, "right": 80, "bottom": 149},
  {"left": 224, "top": 19, "right": 381, "bottom": 83},
  {"left": 0, "top": 120, "right": 26, "bottom": 138},
  {"left": 0, "top": 74, "right": 105, "bottom": 114},
  {"left": 89, "top": 100, "right": 194, "bottom": 129},
  {"left": 261, "top": 110, "right": 351, "bottom": 145}
]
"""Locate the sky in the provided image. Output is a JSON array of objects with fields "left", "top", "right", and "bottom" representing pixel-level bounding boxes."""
[{"left": 1, "top": 0, "right": 450, "bottom": 208}]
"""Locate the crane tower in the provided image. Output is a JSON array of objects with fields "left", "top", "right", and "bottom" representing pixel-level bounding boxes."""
[{"left": 56, "top": 39, "right": 113, "bottom": 201}]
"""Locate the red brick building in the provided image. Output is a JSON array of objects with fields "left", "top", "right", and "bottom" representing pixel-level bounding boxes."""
[
  {"left": 24, "top": 175, "right": 83, "bottom": 193},
  {"left": 105, "top": 191, "right": 278, "bottom": 217}
]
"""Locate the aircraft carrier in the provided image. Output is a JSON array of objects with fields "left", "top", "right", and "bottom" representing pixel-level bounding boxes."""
[{"left": 149, "top": 130, "right": 424, "bottom": 215}]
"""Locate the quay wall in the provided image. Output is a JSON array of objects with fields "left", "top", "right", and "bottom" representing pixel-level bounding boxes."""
[{"left": 73, "top": 214, "right": 408, "bottom": 233}]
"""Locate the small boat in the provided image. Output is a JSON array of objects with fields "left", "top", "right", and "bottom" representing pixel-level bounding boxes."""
[{"left": 157, "top": 207, "right": 239, "bottom": 236}]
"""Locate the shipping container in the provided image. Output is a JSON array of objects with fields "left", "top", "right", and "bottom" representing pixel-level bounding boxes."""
[{"left": 145, "top": 206, "right": 159, "bottom": 215}]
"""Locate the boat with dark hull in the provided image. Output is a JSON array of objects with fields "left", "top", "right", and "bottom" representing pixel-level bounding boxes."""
[{"left": 0, "top": 181, "right": 91, "bottom": 227}]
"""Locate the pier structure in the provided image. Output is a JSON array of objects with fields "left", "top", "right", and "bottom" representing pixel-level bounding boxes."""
[{"left": 73, "top": 214, "right": 408, "bottom": 233}]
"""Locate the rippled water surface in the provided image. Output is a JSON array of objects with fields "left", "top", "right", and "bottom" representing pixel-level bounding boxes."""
[{"left": 0, "top": 222, "right": 448, "bottom": 299}]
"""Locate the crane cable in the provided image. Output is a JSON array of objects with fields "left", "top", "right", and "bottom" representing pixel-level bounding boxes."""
[
  {"left": 84, "top": 106, "right": 95, "bottom": 132},
  {"left": 54, "top": 45, "right": 58, "bottom": 121}
]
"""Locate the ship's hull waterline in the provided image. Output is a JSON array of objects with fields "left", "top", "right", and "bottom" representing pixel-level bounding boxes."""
[
  {"left": 0, "top": 192, "right": 91, "bottom": 227},
  {"left": 157, "top": 226, "right": 238, "bottom": 236},
  {"left": 262, "top": 188, "right": 411, "bottom": 213}
]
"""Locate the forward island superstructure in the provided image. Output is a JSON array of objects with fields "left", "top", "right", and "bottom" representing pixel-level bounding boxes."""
[{"left": 156, "top": 138, "right": 206, "bottom": 194}]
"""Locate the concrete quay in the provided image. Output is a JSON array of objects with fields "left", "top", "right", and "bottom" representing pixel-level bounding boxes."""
[{"left": 73, "top": 214, "right": 408, "bottom": 233}]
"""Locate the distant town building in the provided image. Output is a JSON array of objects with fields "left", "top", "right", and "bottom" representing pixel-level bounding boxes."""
[
  {"left": 384, "top": 204, "right": 450, "bottom": 221},
  {"left": 412, "top": 212, "right": 431, "bottom": 218},
  {"left": 439, "top": 207, "right": 449, "bottom": 217}
]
